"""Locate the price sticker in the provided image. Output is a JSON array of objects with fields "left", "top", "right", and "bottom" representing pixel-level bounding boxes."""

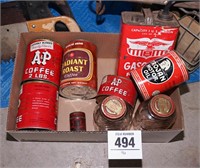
[{"left": 107, "top": 130, "right": 142, "bottom": 160}]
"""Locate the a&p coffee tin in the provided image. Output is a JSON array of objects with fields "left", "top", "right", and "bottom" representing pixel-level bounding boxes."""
[
  {"left": 16, "top": 81, "right": 58, "bottom": 130},
  {"left": 97, "top": 75, "right": 137, "bottom": 107},
  {"left": 22, "top": 39, "right": 63, "bottom": 86}
]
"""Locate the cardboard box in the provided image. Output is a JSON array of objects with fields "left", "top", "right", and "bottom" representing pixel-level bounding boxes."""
[{"left": 7, "top": 32, "right": 184, "bottom": 143}]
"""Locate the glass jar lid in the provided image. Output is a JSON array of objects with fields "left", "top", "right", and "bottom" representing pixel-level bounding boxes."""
[
  {"left": 101, "top": 96, "right": 126, "bottom": 120},
  {"left": 149, "top": 94, "right": 175, "bottom": 118}
]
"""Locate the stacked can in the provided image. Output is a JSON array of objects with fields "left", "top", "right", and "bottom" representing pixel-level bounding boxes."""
[
  {"left": 93, "top": 75, "right": 137, "bottom": 131},
  {"left": 16, "top": 39, "right": 63, "bottom": 130}
]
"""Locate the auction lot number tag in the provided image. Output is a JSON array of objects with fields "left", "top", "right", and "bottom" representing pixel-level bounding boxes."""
[{"left": 108, "top": 130, "right": 142, "bottom": 159}]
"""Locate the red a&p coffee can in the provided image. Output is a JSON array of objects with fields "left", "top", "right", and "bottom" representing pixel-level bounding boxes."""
[
  {"left": 130, "top": 50, "right": 189, "bottom": 100},
  {"left": 97, "top": 75, "right": 137, "bottom": 107},
  {"left": 60, "top": 39, "right": 97, "bottom": 99},
  {"left": 16, "top": 81, "right": 58, "bottom": 130},
  {"left": 22, "top": 39, "right": 63, "bottom": 86}
]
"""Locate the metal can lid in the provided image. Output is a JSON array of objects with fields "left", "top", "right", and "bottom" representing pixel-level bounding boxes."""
[
  {"left": 149, "top": 94, "right": 175, "bottom": 118},
  {"left": 60, "top": 85, "right": 97, "bottom": 100},
  {"left": 101, "top": 95, "right": 126, "bottom": 120}
]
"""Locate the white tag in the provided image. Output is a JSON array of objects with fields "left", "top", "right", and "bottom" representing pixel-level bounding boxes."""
[{"left": 108, "top": 130, "right": 143, "bottom": 160}]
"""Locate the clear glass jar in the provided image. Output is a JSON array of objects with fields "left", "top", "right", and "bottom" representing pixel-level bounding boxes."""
[
  {"left": 133, "top": 94, "right": 176, "bottom": 130},
  {"left": 93, "top": 95, "right": 133, "bottom": 131}
]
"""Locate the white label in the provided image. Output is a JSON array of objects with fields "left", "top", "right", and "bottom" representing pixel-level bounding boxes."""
[
  {"left": 30, "top": 41, "right": 53, "bottom": 51},
  {"left": 108, "top": 130, "right": 142, "bottom": 160}
]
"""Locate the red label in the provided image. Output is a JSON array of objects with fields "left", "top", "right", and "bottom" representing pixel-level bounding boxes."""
[
  {"left": 22, "top": 40, "right": 63, "bottom": 86},
  {"left": 117, "top": 24, "right": 179, "bottom": 77},
  {"left": 98, "top": 75, "right": 137, "bottom": 106},
  {"left": 130, "top": 51, "right": 189, "bottom": 100}
]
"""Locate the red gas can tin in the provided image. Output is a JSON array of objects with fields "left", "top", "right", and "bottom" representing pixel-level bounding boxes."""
[
  {"left": 22, "top": 39, "right": 63, "bottom": 86},
  {"left": 97, "top": 75, "right": 137, "bottom": 106},
  {"left": 16, "top": 81, "right": 58, "bottom": 130},
  {"left": 60, "top": 39, "right": 97, "bottom": 99},
  {"left": 130, "top": 50, "right": 189, "bottom": 100},
  {"left": 117, "top": 10, "right": 179, "bottom": 77}
]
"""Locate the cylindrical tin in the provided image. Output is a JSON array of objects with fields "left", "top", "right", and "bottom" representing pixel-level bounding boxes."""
[
  {"left": 97, "top": 75, "right": 137, "bottom": 106},
  {"left": 70, "top": 112, "right": 86, "bottom": 131},
  {"left": 60, "top": 39, "right": 97, "bottom": 99},
  {"left": 22, "top": 39, "right": 63, "bottom": 86},
  {"left": 133, "top": 94, "right": 176, "bottom": 130},
  {"left": 16, "top": 81, "right": 58, "bottom": 130},
  {"left": 130, "top": 50, "right": 189, "bottom": 100}
]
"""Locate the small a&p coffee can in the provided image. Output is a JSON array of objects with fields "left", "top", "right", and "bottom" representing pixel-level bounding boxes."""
[{"left": 97, "top": 75, "right": 137, "bottom": 107}]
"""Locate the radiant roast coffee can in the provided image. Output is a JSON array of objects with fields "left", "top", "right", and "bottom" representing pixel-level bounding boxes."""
[
  {"left": 16, "top": 81, "right": 58, "bottom": 130},
  {"left": 22, "top": 39, "right": 63, "bottom": 86},
  {"left": 60, "top": 39, "right": 97, "bottom": 99},
  {"left": 97, "top": 75, "right": 137, "bottom": 106},
  {"left": 130, "top": 50, "right": 189, "bottom": 100},
  {"left": 117, "top": 10, "right": 179, "bottom": 77}
]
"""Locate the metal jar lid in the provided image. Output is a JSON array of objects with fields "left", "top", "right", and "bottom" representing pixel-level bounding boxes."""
[
  {"left": 149, "top": 94, "right": 175, "bottom": 118},
  {"left": 101, "top": 95, "right": 127, "bottom": 120}
]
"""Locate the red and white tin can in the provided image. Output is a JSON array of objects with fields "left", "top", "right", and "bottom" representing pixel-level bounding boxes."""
[
  {"left": 117, "top": 11, "right": 179, "bottom": 77},
  {"left": 130, "top": 50, "right": 189, "bottom": 100},
  {"left": 22, "top": 39, "right": 63, "bottom": 86},
  {"left": 97, "top": 75, "right": 137, "bottom": 106},
  {"left": 16, "top": 81, "right": 58, "bottom": 130}
]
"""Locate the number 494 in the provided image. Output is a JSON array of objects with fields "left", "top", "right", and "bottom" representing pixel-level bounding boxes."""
[{"left": 115, "top": 137, "right": 135, "bottom": 148}]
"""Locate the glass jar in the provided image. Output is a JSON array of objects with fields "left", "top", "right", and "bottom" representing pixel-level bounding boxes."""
[
  {"left": 93, "top": 95, "right": 133, "bottom": 131},
  {"left": 133, "top": 94, "right": 176, "bottom": 130}
]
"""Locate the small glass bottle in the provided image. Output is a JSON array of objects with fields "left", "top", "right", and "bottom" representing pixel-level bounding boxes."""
[
  {"left": 93, "top": 95, "right": 133, "bottom": 131},
  {"left": 70, "top": 112, "right": 86, "bottom": 131},
  {"left": 133, "top": 94, "right": 176, "bottom": 130}
]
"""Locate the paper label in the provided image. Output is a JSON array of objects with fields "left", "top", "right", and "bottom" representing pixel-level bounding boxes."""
[{"left": 108, "top": 130, "right": 143, "bottom": 160}]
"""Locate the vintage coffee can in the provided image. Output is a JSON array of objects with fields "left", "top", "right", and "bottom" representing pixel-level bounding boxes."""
[
  {"left": 70, "top": 112, "right": 86, "bottom": 131},
  {"left": 60, "top": 39, "right": 97, "bottom": 99},
  {"left": 97, "top": 75, "right": 137, "bottom": 106},
  {"left": 130, "top": 50, "right": 189, "bottom": 100},
  {"left": 117, "top": 9, "right": 179, "bottom": 77},
  {"left": 16, "top": 81, "right": 58, "bottom": 130},
  {"left": 22, "top": 39, "right": 63, "bottom": 86}
]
